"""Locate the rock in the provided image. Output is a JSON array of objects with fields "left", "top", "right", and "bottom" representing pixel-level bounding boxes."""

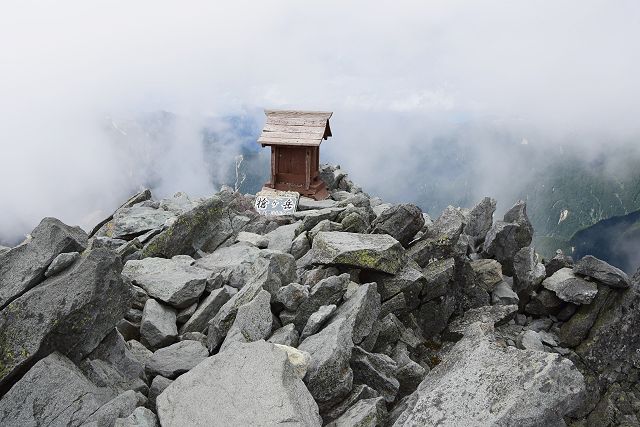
[
  {"left": 373, "top": 261, "right": 425, "bottom": 310},
  {"left": 483, "top": 201, "right": 533, "bottom": 275},
  {"left": 464, "top": 197, "right": 496, "bottom": 244},
  {"left": 512, "top": 246, "right": 546, "bottom": 294},
  {"left": 122, "top": 256, "right": 209, "bottom": 309},
  {"left": 312, "top": 231, "right": 405, "bottom": 274},
  {"left": 393, "top": 344, "right": 427, "bottom": 398},
  {"left": 465, "top": 259, "right": 503, "bottom": 292},
  {"left": 180, "top": 285, "right": 236, "bottom": 334},
  {"left": 545, "top": 249, "right": 574, "bottom": 276},
  {"left": 558, "top": 285, "right": 612, "bottom": 347},
  {"left": 235, "top": 231, "right": 269, "bottom": 248},
  {"left": 542, "top": 267, "right": 598, "bottom": 304},
  {"left": 295, "top": 207, "right": 344, "bottom": 232},
  {"left": 83, "top": 389, "right": 143, "bottom": 427},
  {"left": 196, "top": 245, "right": 296, "bottom": 294},
  {"left": 291, "top": 231, "right": 311, "bottom": 259},
  {"left": 299, "top": 283, "right": 380, "bottom": 410},
  {"left": 293, "top": 274, "right": 349, "bottom": 332},
  {"left": 323, "top": 385, "right": 380, "bottom": 424},
  {"left": 44, "top": 251, "right": 80, "bottom": 277},
  {"left": 517, "top": 330, "right": 545, "bottom": 352},
  {"left": 340, "top": 211, "right": 369, "bottom": 233},
  {"left": 299, "top": 196, "right": 338, "bottom": 211},
  {"left": 268, "top": 324, "right": 300, "bottom": 347},
  {"left": 393, "top": 322, "right": 585, "bottom": 426},
  {"left": 0, "top": 352, "right": 110, "bottom": 426},
  {"left": 444, "top": 304, "right": 518, "bottom": 341},
  {"left": 0, "top": 217, "right": 87, "bottom": 309},
  {"left": 266, "top": 222, "right": 299, "bottom": 253},
  {"left": 0, "top": 248, "right": 130, "bottom": 390},
  {"left": 275, "top": 282, "right": 309, "bottom": 312},
  {"left": 148, "top": 375, "right": 173, "bottom": 411},
  {"left": 115, "top": 407, "right": 159, "bottom": 427},
  {"left": 380, "top": 292, "right": 407, "bottom": 317},
  {"left": 273, "top": 344, "right": 311, "bottom": 378},
  {"left": 139, "top": 299, "right": 177, "bottom": 350},
  {"left": 327, "top": 397, "right": 388, "bottom": 427},
  {"left": 301, "top": 304, "right": 337, "bottom": 339},
  {"left": 220, "top": 289, "right": 272, "bottom": 351},
  {"left": 145, "top": 340, "right": 208, "bottom": 379},
  {"left": 573, "top": 255, "right": 631, "bottom": 289},
  {"left": 416, "top": 294, "right": 456, "bottom": 338},
  {"left": 408, "top": 207, "right": 465, "bottom": 267},
  {"left": 524, "top": 289, "right": 562, "bottom": 316},
  {"left": 351, "top": 346, "right": 399, "bottom": 403},
  {"left": 112, "top": 205, "right": 175, "bottom": 240},
  {"left": 156, "top": 340, "right": 322, "bottom": 426},
  {"left": 127, "top": 339, "right": 153, "bottom": 366},
  {"left": 176, "top": 302, "right": 197, "bottom": 324},
  {"left": 368, "top": 203, "right": 425, "bottom": 247},
  {"left": 491, "top": 280, "right": 519, "bottom": 305},
  {"left": 421, "top": 257, "right": 455, "bottom": 301}
]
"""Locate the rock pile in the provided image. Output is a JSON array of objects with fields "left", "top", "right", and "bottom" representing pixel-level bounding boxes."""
[{"left": 1, "top": 164, "right": 638, "bottom": 426}]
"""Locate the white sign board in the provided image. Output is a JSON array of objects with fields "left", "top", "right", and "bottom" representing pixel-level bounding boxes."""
[{"left": 254, "top": 190, "right": 299, "bottom": 216}]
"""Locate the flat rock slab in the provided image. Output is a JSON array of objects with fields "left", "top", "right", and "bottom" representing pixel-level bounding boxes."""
[
  {"left": 145, "top": 340, "right": 208, "bottom": 379},
  {"left": 112, "top": 206, "right": 175, "bottom": 239},
  {"left": 543, "top": 267, "right": 598, "bottom": 305},
  {"left": 0, "top": 352, "right": 110, "bottom": 426},
  {"left": 445, "top": 304, "right": 518, "bottom": 341},
  {"left": 156, "top": 340, "right": 322, "bottom": 426},
  {"left": 573, "top": 255, "right": 631, "bottom": 289},
  {"left": 312, "top": 231, "right": 405, "bottom": 274},
  {"left": 123, "top": 256, "right": 209, "bottom": 308},
  {"left": 393, "top": 323, "right": 585, "bottom": 426}
]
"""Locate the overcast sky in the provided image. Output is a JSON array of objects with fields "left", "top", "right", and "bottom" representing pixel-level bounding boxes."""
[{"left": 1, "top": 1, "right": 639, "bottom": 243}]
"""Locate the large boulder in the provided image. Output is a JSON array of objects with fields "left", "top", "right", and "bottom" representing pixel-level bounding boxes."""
[
  {"left": 0, "top": 248, "right": 130, "bottom": 390},
  {"left": 512, "top": 246, "right": 546, "bottom": 294},
  {"left": 463, "top": 197, "right": 496, "bottom": 244},
  {"left": 145, "top": 340, "right": 208, "bottom": 379},
  {"left": 111, "top": 205, "right": 175, "bottom": 240},
  {"left": 483, "top": 201, "right": 533, "bottom": 275},
  {"left": 542, "top": 267, "right": 598, "bottom": 305},
  {"left": 368, "top": 203, "right": 425, "bottom": 247},
  {"left": 0, "top": 352, "right": 111, "bottom": 426},
  {"left": 573, "top": 255, "right": 631, "bottom": 289},
  {"left": 312, "top": 231, "right": 405, "bottom": 274},
  {"left": 179, "top": 285, "right": 236, "bottom": 334},
  {"left": 139, "top": 299, "right": 178, "bottom": 350},
  {"left": 156, "top": 340, "right": 322, "bottom": 426},
  {"left": 122, "top": 256, "right": 209, "bottom": 308},
  {"left": 407, "top": 206, "right": 466, "bottom": 267},
  {"left": 0, "top": 217, "right": 87, "bottom": 309},
  {"left": 220, "top": 289, "right": 272, "bottom": 351},
  {"left": 393, "top": 323, "right": 585, "bottom": 426},
  {"left": 293, "top": 274, "right": 350, "bottom": 332}
]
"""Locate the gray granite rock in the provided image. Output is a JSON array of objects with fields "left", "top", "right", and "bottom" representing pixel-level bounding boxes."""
[
  {"left": 491, "top": 280, "right": 519, "bottom": 305},
  {"left": 327, "top": 397, "right": 387, "bottom": 427},
  {"left": 180, "top": 285, "right": 236, "bottom": 334},
  {"left": 156, "top": 340, "right": 322, "bottom": 426},
  {"left": 291, "top": 230, "right": 311, "bottom": 259},
  {"left": 145, "top": 340, "right": 208, "bottom": 379},
  {"left": 312, "top": 231, "right": 405, "bottom": 274},
  {"left": 301, "top": 304, "right": 337, "bottom": 339},
  {"left": 351, "top": 346, "right": 399, "bottom": 403},
  {"left": 140, "top": 299, "right": 177, "bottom": 350},
  {"left": 542, "top": 267, "right": 598, "bottom": 305},
  {"left": 483, "top": 201, "right": 533, "bottom": 275},
  {"left": 235, "top": 231, "right": 269, "bottom": 248},
  {"left": 0, "top": 352, "right": 110, "bottom": 426},
  {"left": 464, "top": 197, "right": 496, "bottom": 244},
  {"left": 293, "top": 274, "right": 350, "bottom": 332},
  {"left": 517, "top": 330, "right": 545, "bottom": 352},
  {"left": 44, "top": 251, "right": 80, "bottom": 277},
  {"left": 368, "top": 203, "right": 425, "bottom": 247},
  {"left": 421, "top": 257, "right": 455, "bottom": 301},
  {"left": 393, "top": 323, "right": 585, "bottom": 426},
  {"left": 574, "top": 255, "right": 631, "bottom": 289},
  {"left": 0, "top": 248, "right": 130, "bottom": 389},
  {"left": 83, "top": 389, "right": 143, "bottom": 427},
  {"left": 220, "top": 289, "right": 272, "bottom": 351},
  {"left": 112, "top": 206, "right": 175, "bottom": 240},
  {"left": 445, "top": 304, "right": 518, "bottom": 341},
  {"left": 0, "top": 217, "right": 87, "bottom": 309},
  {"left": 122, "top": 256, "right": 209, "bottom": 309},
  {"left": 512, "top": 246, "right": 546, "bottom": 294},
  {"left": 148, "top": 375, "right": 173, "bottom": 411},
  {"left": 268, "top": 324, "right": 300, "bottom": 347},
  {"left": 115, "top": 407, "right": 159, "bottom": 427}
]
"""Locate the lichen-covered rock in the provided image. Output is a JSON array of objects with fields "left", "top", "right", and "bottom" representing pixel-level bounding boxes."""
[
  {"left": 394, "top": 323, "right": 585, "bottom": 426},
  {"left": 0, "top": 217, "right": 87, "bottom": 309},
  {"left": 312, "top": 231, "right": 405, "bottom": 274},
  {"left": 123, "top": 256, "right": 209, "bottom": 308},
  {"left": 156, "top": 340, "right": 322, "bottom": 426},
  {"left": 0, "top": 248, "right": 130, "bottom": 390}
]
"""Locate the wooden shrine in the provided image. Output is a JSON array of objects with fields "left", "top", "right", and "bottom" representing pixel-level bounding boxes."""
[{"left": 258, "top": 109, "right": 332, "bottom": 200}]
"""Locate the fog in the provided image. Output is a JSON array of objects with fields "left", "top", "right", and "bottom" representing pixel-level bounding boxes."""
[{"left": 1, "top": 1, "right": 639, "bottom": 256}]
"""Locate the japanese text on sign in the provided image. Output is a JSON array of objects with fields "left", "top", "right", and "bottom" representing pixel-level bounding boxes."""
[{"left": 254, "top": 190, "right": 299, "bottom": 216}]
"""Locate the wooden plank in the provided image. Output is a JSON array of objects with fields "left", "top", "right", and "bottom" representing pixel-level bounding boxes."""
[
  {"left": 260, "top": 131, "right": 324, "bottom": 141},
  {"left": 258, "top": 137, "right": 322, "bottom": 147},
  {"left": 265, "top": 110, "right": 332, "bottom": 120},
  {"left": 262, "top": 123, "right": 327, "bottom": 134},
  {"left": 265, "top": 117, "right": 329, "bottom": 127},
  {"left": 305, "top": 147, "right": 310, "bottom": 190},
  {"left": 270, "top": 147, "right": 276, "bottom": 185}
]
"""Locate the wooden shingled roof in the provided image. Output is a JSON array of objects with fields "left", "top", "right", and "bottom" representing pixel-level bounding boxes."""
[{"left": 258, "top": 110, "right": 333, "bottom": 147}]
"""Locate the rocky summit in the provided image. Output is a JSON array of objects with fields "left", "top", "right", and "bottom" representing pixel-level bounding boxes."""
[{"left": 0, "top": 164, "right": 639, "bottom": 426}]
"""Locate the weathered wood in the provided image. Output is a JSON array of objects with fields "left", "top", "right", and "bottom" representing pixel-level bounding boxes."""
[
  {"left": 270, "top": 147, "right": 277, "bottom": 186},
  {"left": 265, "top": 117, "right": 330, "bottom": 127},
  {"left": 262, "top": 123, "right": 327, "bottom": 134},
  {"left": 260, "top": 131, "right": 325, "bottom": 141},
  {"left": 265, "top": 110, "right": 332, "bottom": 120},
  {"left": 305, "top": 148, "right": 311, "bottom": 190},
  {"left": 258, "top": 137, "right": 322, "bottom": 147}
]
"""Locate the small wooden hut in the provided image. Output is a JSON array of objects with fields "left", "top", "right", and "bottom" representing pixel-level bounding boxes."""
[{"left": 257, "top": 109, "right": 333, "bottom": 200}]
